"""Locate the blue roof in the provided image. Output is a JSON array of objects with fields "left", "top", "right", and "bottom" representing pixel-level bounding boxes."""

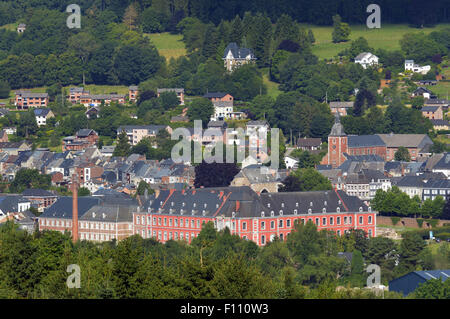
[
  {"left": 33, "top": 108, "right": 51, "bottom": 117},
  {"left": 414, "top": 270, "right": 450, "bottom": 281}
]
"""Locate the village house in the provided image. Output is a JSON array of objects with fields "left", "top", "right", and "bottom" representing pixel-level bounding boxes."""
[
  {"left": 421, "top": 105, "right": 443, "bottom": 120},
  {"left": 355, "top": 52, "right": 379, "bottom": 69},
  {"left": 157, "top": 88, "right": 185, "bottom": 105},
  {"left": 63, "top": 129, "right": 99, "bottom": 152},
  {"left": 14, "top": 91, "right": 49, "bottom": 109},
  {"left": 422, "top": 179, "right": 450, "bottom": 201},
  {"left": 412, "top": 87, "right": 434, "bottom": 99},
  {"left": 431, "top": 119, "right": 450, "bottom": 131},
  {"left": 296, "top": 137, "right": 322, "bottom": 151},
  {"left": 129, "top": 86, "right": 139, "bottom": 102},
  {"left": 405, "top": 60, "right": 431, "bottom": 75},
  {"left": 0, "top": 141, "right": 31, "bottom": 155},
  {"left": 203, "top": 92, "right": 234, "bottom": 121},
  {"left": 222, "top": 42, "right": 256, "bottom": 72},
  {"left": 17, "top": 23, "right": 26, "bottom": 33},
  {"left": 117, "top": 125, "right": 172, "bottom": 146},
  {"left": 230, "top": 165, "right": 287, "bottom": 193},
  {"left": 329, "top": 101, "right": 354, "bottom": 116},
  {"left": 34, "top": 108, "right": 54, "bottom": 126}
]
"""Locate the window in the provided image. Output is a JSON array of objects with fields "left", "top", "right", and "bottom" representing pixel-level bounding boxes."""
[
  {"left": 359, "top": 216, "right": 363, "bottom": 225},
  {"left": 191, "top": 220, "right": 195, "bottom": 228},
  {"left": 261, "top": 235, "right": 265, "bottom": 245},
  {"left": 286, "top": 220, "right": 291, "bottom": 228},
  {"left": 185, "top": 219, "right": 189, "bottom": 227},
  {"left": 261, "top": 221, "right": 265, "bottom": 230},
  {"left": 280, "top": 233, "right": 284, "bottom": 241},
  {"left": 164, "top": 218, "right": 167, "bottom": 226},
  {"left": 349, "top": 216, "right": 352, "bottom": 224},
  {"left": 315, "top": 218, "right": 319, "bottom": 226},
  {"left": 337, "top": 216, "right": 341, "bottom": 225},
  {"left": 330, "top": 217, "right": 334, "bottom": 225},
  {"left": 337, "top": 230, "right": 341, "bottom": 236},
  {"left": 169, "top": 219, "right": 172, "bottom": 227},
  {"left": 344, "top": 216, "right": 348, "bottom": 224},
  {"left": 368, "top": 216, "right": 373, "bottom": 224},
  {"left": 186, "top": 233, "right": 190, "bottom": 241},
  {"left": 164, "top": 232, "right": 167, "bottom": 241},
  {"left": 368, "top": 229, "right": 373, "bottom": 237},
  {"left": 158, "top": 218, "right": 161, "bottom": 226},
  {"left": 175, "top": 219, "right": 178, "bottom": 227},
  {"left": 322, "top": 218, "right": 327, "bottom": 226},
  {"left": 270, "top": 221, "right": 275, "bottom": 229},
  {"left": 197, "top": 220, "right": 200, "bottom": 228},
  {"left": 242, "top": 222, "right": 247, "bottom": 230},
  {"left": 279, "top": 220, "right": 283, "bottom": 228},
  {"left": 153, "top": 217, "right": 156, "bottom": 225}
]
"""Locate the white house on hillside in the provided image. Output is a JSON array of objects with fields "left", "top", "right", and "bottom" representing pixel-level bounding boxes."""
[
  {"left": 355, "top": 52, "right": 379, "bottom": 69},
  {"left": 405, "top": 60, "right": 431, "bottom": 75}
]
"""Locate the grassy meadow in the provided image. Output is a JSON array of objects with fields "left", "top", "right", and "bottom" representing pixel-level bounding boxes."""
[
  {"left": 306, "top": 23, "right": 450, "bottom": 60},
  {"left": 145, "top": 32, "right": 187, "bottom": 61}
]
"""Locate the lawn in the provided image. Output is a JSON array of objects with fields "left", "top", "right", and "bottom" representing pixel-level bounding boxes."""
[
  {"left": 261, "top": 68, "right": 282, "bottom": 98},
  {"left": 145, "top": 32, "right": 187, "bottom": 61},
  {"left": 0, "top": 23, "right": 18, "bottom": 32},
  {"left": 305, "top": 23, "right": 450, "bottom": 60}
]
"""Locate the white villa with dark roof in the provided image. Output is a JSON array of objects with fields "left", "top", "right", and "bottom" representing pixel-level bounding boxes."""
[
  {"left": 355, "top": 52, "right": 379, "bottom": 69},
  {"left": 223, "top": 42, "right": 256, "bottom": 72},
  {"left": 405, "top": 60, "right": 431, "bottom": 75}
]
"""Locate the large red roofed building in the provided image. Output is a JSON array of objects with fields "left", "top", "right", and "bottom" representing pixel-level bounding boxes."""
[{"left": 133, "top": 186, "right": 376, "bottom": 246}]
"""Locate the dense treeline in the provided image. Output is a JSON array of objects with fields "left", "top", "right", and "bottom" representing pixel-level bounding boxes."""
[
  {"left": 1, "top": 0, "right": 449, "bottom": 27},
  {"left": 4, "top": 219, "right": 448, "bottom": 299}
]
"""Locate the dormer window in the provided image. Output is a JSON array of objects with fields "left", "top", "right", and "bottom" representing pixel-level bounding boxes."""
[
  {"left": 322, "top": 208, "right": 326, "bottom": 213},
  {"left": 281, "top": 203, "right": 284, "bottom": 208},
  {"left": 261, "top": 211, "right": 265, "bottom": 217},
  {"left": 308, "top": 208, "right": 312, "bottom": 214},
  {"left": 294, "top": 209, "right": 297, "bottom": 215},
  {"left": 271, "top": 211, "right": 274, "bottom": 217},
  {"left": 296, "top": 202, "right": 299, "bottom": 207},
  {"left": 337, "top": 207, "right": 340, "bottom": 213}
]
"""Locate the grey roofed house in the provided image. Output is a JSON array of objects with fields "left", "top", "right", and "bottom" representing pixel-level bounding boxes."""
[
  {"left": 389, "top": 269, "right": 450, "bottom": 296},
  {"left": 360, "top": 169, "right": 388, "bottom": 182},
  {"left": 84, "top": 94, "right": 125, "bottom": 100},
  {"left": 33, "top": 108, "right": 52, "bottom": 117},
  {"left": 14, "top": 210, "right": 36, "bottom": 233},
  {"left": 423, "top": 179, "right": 450, "bottom": 190},
  {"left": 394, "top": 175, "right": 427, "bottom": 188},
  {"left": 40, "top": 196, "right": 101, "bottom": 219},
  {"left": 342, "top": 154, "right": 384, "bottom": 162},
  {"left": 223, "top": 42, "right": 255, "bottom": 60},
  {"left": 0, "top": 195, "right": 29, "bottom": 216},
  {"left": 235, "top": 164, "right": 285, "bottom": 184},
  {"left": 129, "top": 85, "right": 139, "bottom": 91},
  {"left": 377, "top": 133, "right": 433, "bottom": 148},
  {"left": 348, "top": 135, "right": 385, "bottom": 148},
  {"left": 329, "top": 102, "right": 354, "bottom": 109},
  {"left": 424, "top": 99, "right": 449, "bottom": 106},
  {"left": 211, "top": 100, "right": 233, "bottom": 107},
  {"left": 297, "top": 137, "right": 322, "bottom": 148},
  {"left": 80, "top": 204, "right": 137, "bottom": 223},
  {"left": 412, "top": 87, "right": 433, "bottom": 95}
]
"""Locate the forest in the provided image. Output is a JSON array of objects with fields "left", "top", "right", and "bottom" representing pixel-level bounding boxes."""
[{"left": 1, "top": 219, "right": 449, "bottom": 299}]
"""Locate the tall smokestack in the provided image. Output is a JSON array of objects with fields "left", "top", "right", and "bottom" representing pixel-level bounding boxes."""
[{"left": 71, "top": 173, "right": 79, "bottom": 243}]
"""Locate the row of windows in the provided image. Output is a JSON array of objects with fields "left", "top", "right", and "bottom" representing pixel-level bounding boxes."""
[
  {"left": 146, "top": 230, "right": 198, "bottom": 242},
  {"left": 80, "top": 233, "right": 117, "bottom": 241},
  {"left": 259, "top": 228, "right": 373, "bottom": 245},
  {"left": 80, "top": 222, "right": 116, "bottom": 230},
  {"left": 423, "top": 189, "right": 449, "bottom": 195},
  {"left": 258, "top": 215, "right": 372, "bottom": 229},
  {"left": 42, "top": 219, "right": 71, "bottom": 227},
  {"left": 136, "top": 215, "right": 206, "bottom": 229}
]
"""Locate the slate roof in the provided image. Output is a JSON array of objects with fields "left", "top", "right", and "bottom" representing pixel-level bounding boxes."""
[
  {"left": 223, "top": 42, "right": 255, "bottom": 60},
  {"left": 396, "top": 175, "right": 426, "bottom": 188},
  {"left": 348, "top": 135, "right": 385, "bottom": 148},
  {"left": 423, "top": 179, "right": 450, "bottom": 189},
  {"left": 329, "top": 102, "right": 354, "bottom": 108},
  {"left": 76, "top": 129, "right": 97, "bottom": 137},
  {"left": 0, "top": 195, "right": 29, "bottom": 214},
  {"left": 297, "top": 137, "right": 322, "bottom": 148},
  {"left": 40, "top": 196, "right": 101, "bottom": 219},
  {"left": 433, "top": 153, "right": 450, "bottom": 170},
  {"left": 80, "top": 205, "right": 136, "bottom": 222},
  {"left": 22, "top": 189, "right": 56, "bottom": 197},
  {"left": 15, "top": 91, "right": 48, "bottom": 98},
  {"left": 377, "top": 134, "right": 433, "bottom": 148},
  {"left": 33, "top": 108, "right": 52, "bottom": 117},
  {"left": 421, "top": 106, "right": 440, "bottom": 112},
  {"left": 129, "top": 86, "right": 139, "bottom": 91},
  {"left": 413, "top": 270, "right": 450, "bottom": 281},
  {"left": 431, "top": 119, "right": 449, "bottom": 126}
]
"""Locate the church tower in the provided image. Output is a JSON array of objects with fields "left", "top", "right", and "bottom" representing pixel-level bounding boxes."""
[{"left": 325, "top": 113, "right": 348, "bottom": 168}]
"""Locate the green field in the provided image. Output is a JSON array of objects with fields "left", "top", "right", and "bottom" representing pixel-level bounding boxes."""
[
  {"left": 306, "top": 24, "right": 450, "bottom": 60},
  {"left": 145, "top": 32, "right": 187, "bottom": 61},
  {"left": 261, "top": 68, "right": 282, "bottom": 98}
]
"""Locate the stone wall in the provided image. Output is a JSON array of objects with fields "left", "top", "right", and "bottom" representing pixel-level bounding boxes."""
[{"left": 377, "top": 216, "right": 450, "bottom": 229}]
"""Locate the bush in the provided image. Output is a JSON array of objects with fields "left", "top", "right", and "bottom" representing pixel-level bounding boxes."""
[
  {"left": 436, "top": 232, "right": 450, "bottom": 240},
  {"left": 391, "top": 217, "right": 401, "bottom": 226},
  {"left": 417, "top": 218, "right": 424, "bottom": 228}
]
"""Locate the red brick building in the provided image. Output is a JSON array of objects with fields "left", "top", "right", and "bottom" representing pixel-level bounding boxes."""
[
  {"left": 129, "top": 86, "right": 139, "bottom": 102},
  {"left": 63, "top": 129, "right": 99, "bottom": 151},
  {"left": 69, "top": 87, "right": 90, "bottom": 104},
  {"left": 133, "top": 186, "right": 376, "bottom": 246},
  {"left": 22, "top": 189, "right": 58, "bottom": 213}
]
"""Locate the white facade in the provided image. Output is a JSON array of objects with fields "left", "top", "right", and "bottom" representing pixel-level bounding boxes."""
[
  {"left": 355, "top": 52, "right": 379, "bottom": 69},
  {"left": 405, "top": 60, "right": 431, "bottom": 75},
  {"left": 284, "top": 156, "right": 299, "bottom": 169}
]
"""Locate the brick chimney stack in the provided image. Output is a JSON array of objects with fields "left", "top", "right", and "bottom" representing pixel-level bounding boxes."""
[{"left": 71, "top": 173, "right": 79, "bottom": 243}]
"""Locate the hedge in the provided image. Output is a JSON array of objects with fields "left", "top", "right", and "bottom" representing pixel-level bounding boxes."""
[
  {"left": 391, "top": 217, "right": 401, "bottom": 226},
  {"left": 417, "top": 218, "right": 424, "bottom": 228},
  {"left": 425, "top": 219, "right": 439, "bottom": 228}
]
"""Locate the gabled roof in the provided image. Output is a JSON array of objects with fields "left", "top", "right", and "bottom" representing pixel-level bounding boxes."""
[
  {"left": 377, "top": 134, "right": 433, "bottom": 148},
  {"left": 223, "top": 42, "right": 255, "bottom": 60},
  {"left": 297, "top": 137, "right": 322, "bottom": 147},
  {"left": 203, "top": 92, "right": 230, "bottom": 99},
  {"left": 80, "top": 205, "right": 136, "bottom": 222},
  {"left": 40, "top": 196, "right": 101, "bottom": 219},
  {"left": 33, "top": 108, "right": 52, "bottom": 117},
  {"left": 433, "top": 153, "right": 450, "bottom": 170},
  {"left": 421, "top": 106, "right": 440, "bottom": 112},
  {"left": 22, "top": 189, "right": 56, "bottom": 197},
  {"left": 76, "top": 129, "right": 97, "bottom": 137}
]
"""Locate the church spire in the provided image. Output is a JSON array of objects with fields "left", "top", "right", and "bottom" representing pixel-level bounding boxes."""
[{"left": 329, "top": 112, "right": 346, "bottom": 136}]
